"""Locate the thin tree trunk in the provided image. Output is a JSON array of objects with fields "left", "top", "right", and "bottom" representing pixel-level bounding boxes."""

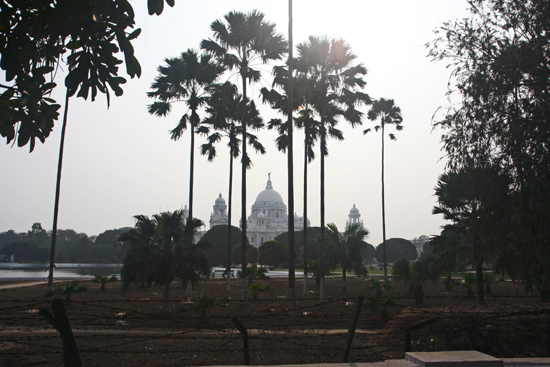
[
  {"left": 381, "top": 122, "right": 388, "bottom": 282},
  {"left": 241, "top": 76, "right": 248, "bottom": 302},
  {"left": 320, "top": 127, "right": 326, "bottom": 302},
  {"left": 48, "top": 89, "right": 70, "bottom": 291},
  {"left": 342, "top": 267, "right": 347, "bottom": 292},
  {"left": 303, "top": 138, "right": 308, "bottom": 296},
  {"left": 189, "top": 124, "right": 195, "bottom": 222},
  {"left": 227, "top": 154, "right": 233, "bottom": 293},
  {"left": 164, "top": 282, "right": 171, "bottom": 312},
  {"left": 186, "top": 279, "right": 192, "bottom": 298},
  {"left": 287, "top": 0, "right": 296, "bottom": 317},
  {"left": 473, "top": 238, "right": 485, "bottom": 305}
]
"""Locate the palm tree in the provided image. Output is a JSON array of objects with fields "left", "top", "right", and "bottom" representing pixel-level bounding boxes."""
[
  {"left": 432, "top": 166, "right": 510, "bottom": 304},
  {"left": 295, "top": 36, "right": 370, "bottom": 300},
  {"left": 147, "top": 49, "right": 223, "bottom": 223},
  {"left": 200, "top": 81, "right": 266, "bottom": 293},
  {"left": 91, "top": 274, "right": 118, "bottom": 291},
  {"left": 392, "top": 256, "right": 439, "bottom": 304},
  {"left": 202, "top": 10, "right": 286, "bottom": 301},
  {"left": 325, "top": 223, "right": 369, "bottom": 292},
  {"left": 430, "top": 225, "right": 473, "bottom": 290},
  {"left": 261, "top": 64, "right": 319, "bottom": 298},
  {"left": 364, "top": 98, "right": 403, "bottom": 281},
  {"left": 119, "top": 210, "right": 211, "bottom": 311}
]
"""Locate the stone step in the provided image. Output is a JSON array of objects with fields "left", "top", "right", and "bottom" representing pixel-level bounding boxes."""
[{"left": 405, "top": 351, "right": 504, "bottom": 367}]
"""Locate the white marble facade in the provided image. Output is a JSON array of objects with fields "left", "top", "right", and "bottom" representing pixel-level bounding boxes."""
[{"left": 241, "top": 174, "right": 308, "bottom": 247}]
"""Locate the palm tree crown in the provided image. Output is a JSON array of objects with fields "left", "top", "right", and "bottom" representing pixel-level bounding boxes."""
[
  {"left": 326, "top": 222, "right": 369, "bottom": 292},
  {"left": 119, "top": 210, "right": 211, "bottom": 311},
  {"left": 364, "top": 98, "right": 403, "bottom": 139}
]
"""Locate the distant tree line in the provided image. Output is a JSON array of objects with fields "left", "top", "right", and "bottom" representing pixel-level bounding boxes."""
[{"left": 0, "top": 223, "right": 130, "bottom": 263}]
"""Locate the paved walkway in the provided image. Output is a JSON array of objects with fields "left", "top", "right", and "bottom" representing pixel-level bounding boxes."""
[{"left": 201, "top": 358, "right": 550, "bottom": 367}]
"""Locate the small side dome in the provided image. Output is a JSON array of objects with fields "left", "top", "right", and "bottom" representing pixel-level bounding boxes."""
[
  {"left": 350, "top": 204, "right": 359, "bottom": 214},
  {"left": 257, "top": 212, "right": 266, "bottom": 219}
]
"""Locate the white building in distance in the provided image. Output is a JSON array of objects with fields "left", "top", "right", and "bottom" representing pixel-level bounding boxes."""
[
  {"left": 239, "top": 173, "right": 308, "bottom": 247},
  {"left": 345, "top": 204, "right": 365, "bottom": 230},
  {"left": 209, "top": 193, "right": 228, "bottom": 229}
]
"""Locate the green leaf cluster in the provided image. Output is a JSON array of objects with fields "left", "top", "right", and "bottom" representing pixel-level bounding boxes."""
[{"left": 0, "top": 0, "right": 148, "bottom": 150}]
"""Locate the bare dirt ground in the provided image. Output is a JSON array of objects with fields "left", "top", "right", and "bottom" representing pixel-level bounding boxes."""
[{"left": 1, "top": 276, "right": 548, "bottom": 366}]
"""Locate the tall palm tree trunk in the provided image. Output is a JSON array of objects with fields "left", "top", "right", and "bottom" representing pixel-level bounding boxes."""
[
  {"left": 188, "top": 125, "right": 195, "bottom": 222},
  {"left": 226, "top": 154, "right": 234, "bottom": 293},
  {"left": 241, "top": 76, "right": 248, "bottom": 302},
  {"left": 48, "top": 90, "right": 70, "bottom": 291},
  {"left": 381, "top": 123, "right": 388, "bottom": 281},
  {"left": 303, "top": 140, "right": 309, "bottom": 296},
  {"left": 319, "top": 127, "right": 326, "bottom": 301},
  {"left": 287, "top": 0, "right": 296, "bottom": 316}
]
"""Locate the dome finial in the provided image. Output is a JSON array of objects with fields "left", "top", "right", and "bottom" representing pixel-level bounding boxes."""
[{"left": 266, "top": 172, "right": 273, "bottom": 189}]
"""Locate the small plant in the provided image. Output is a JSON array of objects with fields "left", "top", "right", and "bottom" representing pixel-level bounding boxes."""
[
  {"left": 44, "top": 281, "right": 88, "bottom": 304},
  {"left": 92, "top": 274, "right": 118, "bottom": 291},
  {"left": 461, "top": 273, "right": 476, "bottom": 297},
  {"left": 248, "top": 282, "right": 270, "bottom": 300},
  {"left": 363, "top": 294, "right": 401, "bottom": 322},
  {"left": 179, "top": 293, "right": 223, "bottom": 321},
  {"left": 369, "top": 278, "right": 392, "bottom": 298},
  {"left": 237, "top": 264, "right": 268, "bottom": 285},
  {"left": 412, "top": 337, "right": 441, "bottom": 352}
]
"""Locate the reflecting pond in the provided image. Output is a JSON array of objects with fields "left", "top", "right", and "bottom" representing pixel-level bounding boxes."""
[{"left": 0, "top": 263, "right": 122, "bottom": 281}]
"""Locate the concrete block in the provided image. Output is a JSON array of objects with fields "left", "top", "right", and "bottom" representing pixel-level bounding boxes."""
[{"left": 405, "top": 351, "right": 504, "bottom": 367}]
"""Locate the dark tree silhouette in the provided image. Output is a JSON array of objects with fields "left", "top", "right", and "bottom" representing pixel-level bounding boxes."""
[
  {"left": 295, "top": 36, "right": 370, "bottom": 299},
  {"left": 202, "top": 10, "right": 286, "bottom": 301},
  {"left": 364, "top": 98, "right": 403, "bottom": 281},
  {"left": 148, "top": 49, "right": 223, "bottom": 222}
]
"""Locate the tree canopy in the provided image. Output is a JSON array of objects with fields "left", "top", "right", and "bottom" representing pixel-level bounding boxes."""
[
  {"left": 375, "top": 238, "right": 416, "bottom": 263},
  {"left": 201, "top": 225, "right": 242, "bottom": 267},
  {"left": 258, "top": 240, "right": 287, "bottom": 268},
  {"left": 429, "top": 0, "right": 550, "bottom": 298},
  {"left": 0, "top": 0, "right": 175, "bottom": 151}
]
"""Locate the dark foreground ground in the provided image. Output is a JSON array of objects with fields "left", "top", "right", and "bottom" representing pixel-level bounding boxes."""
[{"left": 1, "top": 276, "right": 549, "bottom": 366}]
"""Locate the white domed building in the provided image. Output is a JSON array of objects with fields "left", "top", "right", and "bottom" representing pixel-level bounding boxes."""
[
  {"left": 209, "top": 193, "right": 228, "bottom": 229},
  {"left": 345, "top": 204, "right": 365, "bottom": 230},
  {"left": 242, "top": 173, "right": 308, "bottom": 247}
]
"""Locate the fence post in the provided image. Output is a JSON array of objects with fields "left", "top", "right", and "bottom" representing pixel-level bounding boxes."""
[
  {"left": 342, "top": 296, "right": 364, "bottom": 362},
  {"left": 233, "top": 318, "right": 250, "bottom": 365},
  {"left": 39, "top": 298, "right": 82, "bottom": 367}
]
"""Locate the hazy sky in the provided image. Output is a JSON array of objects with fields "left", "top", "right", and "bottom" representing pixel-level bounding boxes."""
[{"left": 0, "top": 0, "right": 470, "bottom": 246}]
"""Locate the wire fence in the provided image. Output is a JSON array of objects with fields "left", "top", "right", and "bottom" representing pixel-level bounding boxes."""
[{"left": 1, "top": 281, "right": 550, "bottom": 366}]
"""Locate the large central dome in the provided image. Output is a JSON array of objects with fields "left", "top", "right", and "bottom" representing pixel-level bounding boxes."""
[
  {"left": 242, "top": 173, "right": 308, "bottom": 247},
  {"left": 254, "top": 176, "right": 284, "bottom": 205}
]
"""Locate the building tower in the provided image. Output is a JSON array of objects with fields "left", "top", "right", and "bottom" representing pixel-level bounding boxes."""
[
  {"left": 209, "top": 193, "right": 228, "bottom": 229},
  {"left": 345, "top": 204, "right": 364, "bottom": 230}
]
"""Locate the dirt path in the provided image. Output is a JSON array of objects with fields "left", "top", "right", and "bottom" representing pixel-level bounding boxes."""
[{"left": 0, "top": 280, "right": 64, "bottom": 290}]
